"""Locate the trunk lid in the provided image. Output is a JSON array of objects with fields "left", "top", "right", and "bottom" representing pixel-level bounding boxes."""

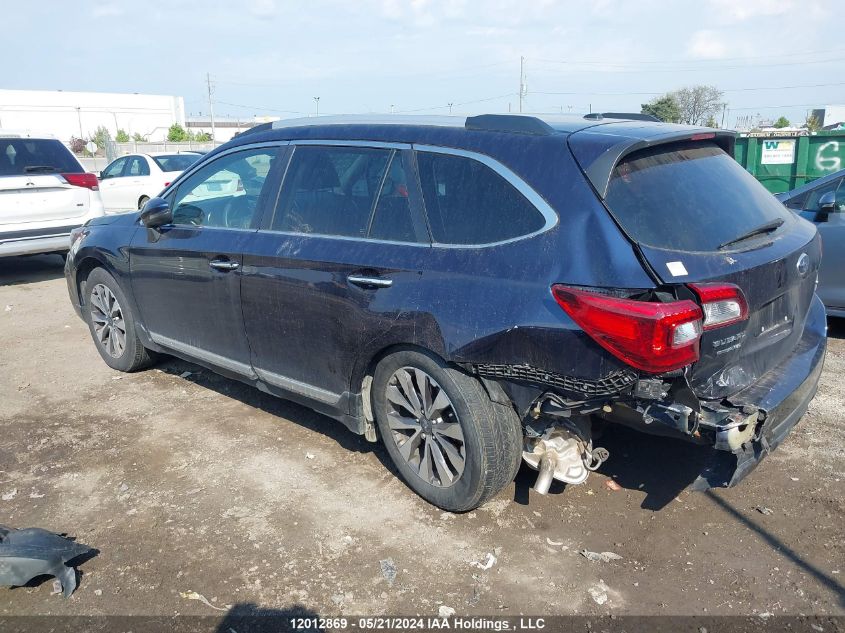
[
  {"left": 0, "top": 174, "right": 90, "bottom": 224},
  {"left": 569, "top": 130, "right": 821, "bottom": 400}
]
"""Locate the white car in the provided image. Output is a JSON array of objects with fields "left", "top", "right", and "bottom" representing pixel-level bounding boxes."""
[
  {"left": 99, "top": 152, "right": 202, "bottom": 213},
  {"left": 0, "top": 131, "right": 104, "bottom": 258}
]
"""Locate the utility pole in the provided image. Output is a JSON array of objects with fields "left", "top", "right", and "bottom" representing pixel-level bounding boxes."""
[
  {"left": 313, "top": 96, "right": 320, "bottom": 117},
  {"left": 206, "top": 72, "right": 216, "bottom": 143},
  {"left": 519, "top": 56, "right": 525, "bottom": 113},
  {"left": 448, "top": 102, "right": 454, "bottom": 115},
  {"left": 76, "top": 106, "right": 84, "bottom": 140}
]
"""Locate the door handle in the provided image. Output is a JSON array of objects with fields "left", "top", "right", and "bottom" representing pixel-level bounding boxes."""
[
  {"left": 209, "top": 259, "right": 240, "bottom": 271},
  {"left": 347, "top": 275, "right": 392, "bottom": 288}
]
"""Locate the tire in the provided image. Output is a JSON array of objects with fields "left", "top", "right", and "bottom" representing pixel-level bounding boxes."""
[
  {"left": 372, "top": 349, "right": 522, "bottom": 511},
  {"left": 138, "top": 196, "right": 150, "bottom": 210},
  {"left": 84, "top": 267, "right": 156, "bottom": 372}
]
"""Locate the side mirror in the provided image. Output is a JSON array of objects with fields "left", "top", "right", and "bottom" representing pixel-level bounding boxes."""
[
  {"left": 818, "top": 191, "right": 836, "bottom": 212},
  {"left": 140, "top": 197, "right": 172, "bottom": 228}
]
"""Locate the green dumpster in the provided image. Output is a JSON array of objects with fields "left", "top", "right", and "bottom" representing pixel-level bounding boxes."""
[{"left": 733, "top": 131, "right": 845, "bottom": 194}]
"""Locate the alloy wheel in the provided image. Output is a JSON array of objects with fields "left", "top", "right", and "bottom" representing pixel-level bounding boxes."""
[
  {"left": 385, "top": 367, "right": 466, "bottom": 487},
  {"left": 89, "top": 283, "right": 126, "bottom": 358}
]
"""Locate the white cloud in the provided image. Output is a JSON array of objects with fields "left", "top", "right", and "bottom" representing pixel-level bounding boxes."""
[
  {"left": 249, "top": 0, "right": 277, "bottom": 17},
  {"left": 686, "top": 29, "right": 730, "bottom": 59},
  {"left": 91, "top": 3, "right": 123, "bottom": 18},
  {"left": 706, "top": 0, "right": 794, "bottom": 22}
]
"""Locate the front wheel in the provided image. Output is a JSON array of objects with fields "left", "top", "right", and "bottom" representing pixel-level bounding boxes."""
[
  {"left": 372, "top": 349, "right": 522, "bottom": 511},
  {"left": 84, "top": 267, "right": 156, "bottom": 372}
]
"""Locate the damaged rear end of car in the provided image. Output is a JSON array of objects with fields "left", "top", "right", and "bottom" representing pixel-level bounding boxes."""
[{"left": 468, "top": 119, "right": 826, "bottom": 494}]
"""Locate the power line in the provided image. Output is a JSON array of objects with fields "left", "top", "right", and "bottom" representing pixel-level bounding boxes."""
[
  {"left": 393, "top": 92, "right": 517, "bottom": 114},
  {"left": 531, "top": 47, "right": 845, "bottom": 65},
  {"left": 530, "top": 55, "right": 845, "bottom": 73},
  {"left": 531, "top": 80, "right": 845, "bottom": 97}
]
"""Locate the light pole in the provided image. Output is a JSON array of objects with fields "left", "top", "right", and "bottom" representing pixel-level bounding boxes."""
[
  {"left": 313, "top": 96, "right": 320, "bottom": 117},
  {"left": 448, "top": 102, "right": 454, "bottom": 114},
  {"left": 76, "top": 106, "right": 84, "bottom": 140}
]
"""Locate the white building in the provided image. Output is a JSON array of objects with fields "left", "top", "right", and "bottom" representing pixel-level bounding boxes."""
[
  {"left": 186, "top": 115, "right": 280, "bottom": 142},
  {"left": 0, "top": 89, "right": 185, "bottom": 143}
]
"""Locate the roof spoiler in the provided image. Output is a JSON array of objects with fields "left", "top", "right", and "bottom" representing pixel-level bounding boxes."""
[{"left": 570, "top": 129, "right": 737, "bottom": 199}]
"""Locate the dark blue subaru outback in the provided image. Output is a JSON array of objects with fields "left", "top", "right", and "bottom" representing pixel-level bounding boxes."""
[{"left": 65, "top": 114, "right": 826, "bottom": 511}]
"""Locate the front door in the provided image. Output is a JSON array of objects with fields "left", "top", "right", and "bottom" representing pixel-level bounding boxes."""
[
  {"left": 129, "top": 144, "right": 286, "bottom": 375},
  {"left": 240, "top": 143, "right": 430, "bottom": 407}
]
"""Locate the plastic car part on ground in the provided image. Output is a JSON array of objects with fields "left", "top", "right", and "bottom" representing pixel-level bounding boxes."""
[{"left": 0, "top": 525, "right": 94, "bottom": 597}]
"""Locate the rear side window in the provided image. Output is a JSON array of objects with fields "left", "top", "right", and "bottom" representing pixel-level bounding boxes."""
[
  {"left": 0, "top": 139, "right": 82, "bottom": 176},
  {"left": 153, "top": 154, "right": 201, "bottom": 172},
  {"left": 272, "top": 145, "right": 392, "bottom": 238},
  {"left": 605, "top": 142, "right": 791, "bottom": 252},
  {"left": 416, "top": 151, "right": 545, "bottom": 245}
]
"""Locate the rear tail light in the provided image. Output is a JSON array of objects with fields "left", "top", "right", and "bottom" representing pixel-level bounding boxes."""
[
  {"left": 61, "top": 173, "right": 99, "bottom": 191},
  {"left": 688, "top": 283, "right": 748, "bottom": 330},
  {"left": 551, "top": 285, "right": 703, "bottom": 374}
]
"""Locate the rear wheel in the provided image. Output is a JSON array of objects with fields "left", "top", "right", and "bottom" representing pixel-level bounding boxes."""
[
  {"left": 138, "top": 195, "right": 150, "bottom": 210},
  {"left": 84, "top": 267, "right": 156, "bottom": 372},
  {"left": 372, "top": 349, "right": 522, "bottom": 511}
]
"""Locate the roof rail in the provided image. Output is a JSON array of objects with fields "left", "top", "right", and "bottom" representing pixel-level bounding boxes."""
[
  {"left": 583, "top": 113, "right": 660, "bottom": 122},
  {"left": 465, "top": 114, "right": 555, "bottom": 136}
]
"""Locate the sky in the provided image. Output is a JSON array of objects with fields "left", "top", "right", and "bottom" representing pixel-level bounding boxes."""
[{"left": 2, "top": 0, "right": 843, "bottom": 128}]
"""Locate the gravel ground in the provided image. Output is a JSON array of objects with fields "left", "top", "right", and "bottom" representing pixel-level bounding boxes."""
[{"left": 0, "top": 255, "right": 842, "bottom": 618}]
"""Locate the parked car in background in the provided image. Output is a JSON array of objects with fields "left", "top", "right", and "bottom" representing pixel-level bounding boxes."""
[
  {"left": 99, "top": 152, "right": 202, "bottom": 214},
  {"left": 65, "top": 115, "right": 826, "bottom": 511},
  {"left": 1, "top": 131, "right": 104, "bottom": 258},
  {"left": 776, "top": 168, "right": 845, "bottom": 316}
]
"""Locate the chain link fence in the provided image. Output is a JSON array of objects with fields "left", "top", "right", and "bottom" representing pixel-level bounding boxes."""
[{"left": 105, "top": 140, "right": 224, "bottom": 162}]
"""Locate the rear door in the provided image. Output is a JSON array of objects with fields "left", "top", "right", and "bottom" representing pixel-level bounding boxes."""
[
  {"left": 129, "top": 144, "right": 286, "bottom": 375},
  {"left": 588, "top": 140, "right": 821, "bottom": 400},
  {"left": 798, "top": 176, "right": 845, "bottom": 311},
  {"left": 0, "top": 138, "right": 91, "bottom": 225},
  {"left": 240, "top": 142, "right": 430, "bottom": 406}
]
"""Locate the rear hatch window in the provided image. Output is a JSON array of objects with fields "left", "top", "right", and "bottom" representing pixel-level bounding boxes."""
[
  {"left": 0, "top": 139, "right": 82, "bottom": 176},
  {"left": 605, "top": 142, "right": 791, "bottom": 252}
]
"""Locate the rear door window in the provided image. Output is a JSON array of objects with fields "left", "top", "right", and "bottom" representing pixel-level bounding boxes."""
[
  {"left": 126, "top": 156, "right": 150, "bottom": 177},
  {"left": 152, "top": 154, "right": 201, "bottom": 172},
  {"left": 368, "top": 153, "right": 418, "bottom": 242},
  {"left": 416, "top": 151, "right": 545, "bottom": 245},
  {"left": 605, "top": 142, "right": 791, "bottom": 252},
  {"left": 271, "top": 145, "right": 391, "bottom": 238},
  {"left": 0, "top": 138, "right": 82, "bottom": 176}
]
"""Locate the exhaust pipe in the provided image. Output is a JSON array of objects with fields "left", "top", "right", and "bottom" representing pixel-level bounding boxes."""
[{"left": 533, "top": 451, "right": 558, "bottom": 495}]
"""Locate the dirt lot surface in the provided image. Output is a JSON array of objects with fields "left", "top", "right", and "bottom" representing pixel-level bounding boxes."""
[{"left": 0, "top": 255, "right": 843, "bottom": 619}]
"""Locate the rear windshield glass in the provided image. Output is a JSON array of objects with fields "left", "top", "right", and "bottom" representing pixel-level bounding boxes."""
[
  {"left": 605, "top": 142, "right": 791, "bottom": 252},
  {"left": 152, "top": 154, "right": 201, "bottom": 172},
  {"left": 0, "top": 138, "right": 81, "bottom": 176}
]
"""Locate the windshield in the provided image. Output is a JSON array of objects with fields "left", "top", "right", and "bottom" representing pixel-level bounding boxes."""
[
  {"left": 0, "top": 138, "right": 82, "bottom": 176},
  {"left": 152, "top": 154, "right": 201, "bottom": 172},
  {"left": 605, "top": 142, "right": 791, "bottom": 252}
]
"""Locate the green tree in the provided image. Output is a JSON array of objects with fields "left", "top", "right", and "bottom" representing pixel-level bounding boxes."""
[
  {"left": 89, "top": 125, "right": 111, "bottom": 153},
  {"left": 704, "top": 115, "right": 719, "bottom": 128},
  {"left": 115, "top": 128, "right": 130, "bottom": 142},
  {"left": 641, "top": 95, "right": 681, "bottom": 123},
  {"left": 167, "top": 123, "right": 190, "bottom": 142},
  {"left": 131, "top": 132, "right": 148, "bottom": 142},
  {"left": 194, "top": 132, "right": 212, "bottom": 142},
  {"left": 773, "top": 116, "right": 791, "bottom": 129}
]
